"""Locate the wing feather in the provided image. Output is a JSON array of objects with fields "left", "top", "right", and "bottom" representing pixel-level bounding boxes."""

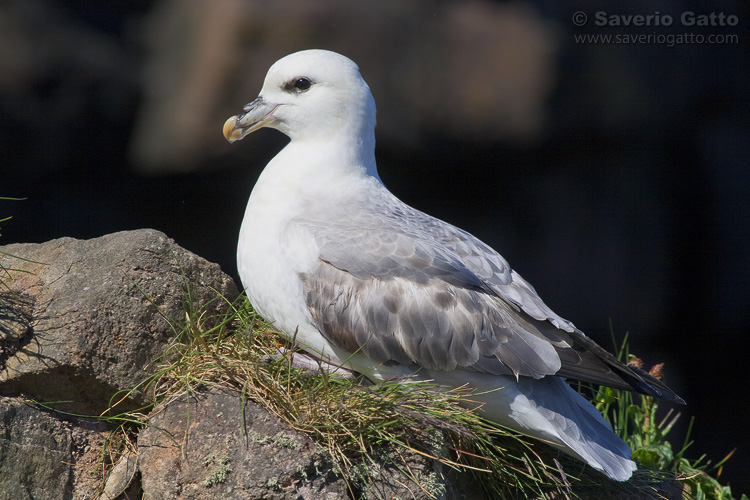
[{"left": 296, "top": 188, "right": 684, "bottom": 402}]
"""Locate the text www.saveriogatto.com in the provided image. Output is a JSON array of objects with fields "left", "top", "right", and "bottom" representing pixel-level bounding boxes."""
[{"left": 571, "top": 11, "right": 740, "bottom": 47}]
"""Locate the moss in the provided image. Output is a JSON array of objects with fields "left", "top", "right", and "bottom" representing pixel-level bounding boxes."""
[
  {"left": 201, "top": 453, "right": 232, "bottom": 487},
  {"left": 416, "top": 470, "right": 447, "bottom": 500},
  {"left": 249, "top": 430, "right": 301, "bottom": 450},
  {"left": 271, "top": 431, "right": 301, "bottom": 450}
]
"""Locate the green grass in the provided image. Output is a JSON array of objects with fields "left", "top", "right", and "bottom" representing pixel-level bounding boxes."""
[
  {"left": 589, "top": 332, "right": 746, "bottom": 500},
  {"left": 1, "top": 197, "right": 30, "bottom": 295},
  {"left": 0, "top": 196, "right": 25, "bottom": 239}
]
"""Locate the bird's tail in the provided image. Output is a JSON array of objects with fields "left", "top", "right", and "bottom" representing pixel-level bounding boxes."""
[{"left": 431, "top": 371, "right": 637, "bottom": 481}]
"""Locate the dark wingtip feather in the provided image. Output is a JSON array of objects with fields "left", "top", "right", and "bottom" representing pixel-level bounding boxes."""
[{"left": 627, "top": 364, "right": 686, "bottom": 404}]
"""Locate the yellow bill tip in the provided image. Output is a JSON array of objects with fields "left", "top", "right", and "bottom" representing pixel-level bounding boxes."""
[{"left": 222, "top": 115, "right": 241, "bottom": 143}]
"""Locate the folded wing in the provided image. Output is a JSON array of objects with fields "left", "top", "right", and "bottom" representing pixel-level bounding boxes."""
[{"left": 298, "top": 190, "right": 683, "bottom": 403}]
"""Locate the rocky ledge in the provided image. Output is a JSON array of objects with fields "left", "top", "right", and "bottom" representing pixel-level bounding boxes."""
[{"left": 0, "top": 229, "right": 481, "bottom": 500}]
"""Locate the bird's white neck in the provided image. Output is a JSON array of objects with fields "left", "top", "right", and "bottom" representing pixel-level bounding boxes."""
[
  {"left": 277, "top": 131, "right": 378, "bottom": 182},
  {"left": 248, "top": 131, "right": 382, "bottom": 221}
]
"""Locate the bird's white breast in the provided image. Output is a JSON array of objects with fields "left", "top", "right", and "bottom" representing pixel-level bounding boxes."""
[{"left": 237, "top": 141, "right": 370, "bottom": 361}]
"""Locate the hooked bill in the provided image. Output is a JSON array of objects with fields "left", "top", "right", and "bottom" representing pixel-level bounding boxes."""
[{"left": 222, "top": 115, "right": 242, "bottom": 143}]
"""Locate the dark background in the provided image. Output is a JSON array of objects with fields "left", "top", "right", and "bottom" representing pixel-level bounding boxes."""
[{"left": 2, "top": 0, "right": 748, "bottom": 493}]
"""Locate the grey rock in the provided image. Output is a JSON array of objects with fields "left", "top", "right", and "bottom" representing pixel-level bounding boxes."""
[
  {"left": 0, "top": 398, "right": 74, "bottom": 500},
  {"left": 0, "top": 396, "right": 119, "bottom": 500},
  {"left": 350, "top": 436, "right": 482, "bottom": 500},
  {"left": 138, "top": 386, "right": 350, "bottom": 500},
  {"left": 138, "top": 386, "right": 485, "bottom": 500},
  {"left": 0, "top": 229, "right": 239, "bottom": 414},
  {"left": 97, "top": 450, "right": 139, "bottom": 500}
]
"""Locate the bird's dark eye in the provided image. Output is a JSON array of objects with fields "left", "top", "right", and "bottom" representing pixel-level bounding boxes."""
[
  {"left": 294, "top": 77, "right": 311, "bottom": 91},
  {"left": 288, "top": 77, "right": 312, "bottom": 93}
]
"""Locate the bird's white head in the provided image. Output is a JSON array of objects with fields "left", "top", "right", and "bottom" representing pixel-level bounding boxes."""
[{"left": 223, "top": 50, "right": 376, "bottom": 147}]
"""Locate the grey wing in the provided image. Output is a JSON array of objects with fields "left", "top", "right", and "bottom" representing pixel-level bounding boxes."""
[
  {"left": 396, "top": 207, "right": 577, "bottom": 331},
  {"left": 298, "top": 200, "right": 683, "bottom": 401},
  {"left": 304, "top": 258, "right": 568, "bottom": 378}
]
